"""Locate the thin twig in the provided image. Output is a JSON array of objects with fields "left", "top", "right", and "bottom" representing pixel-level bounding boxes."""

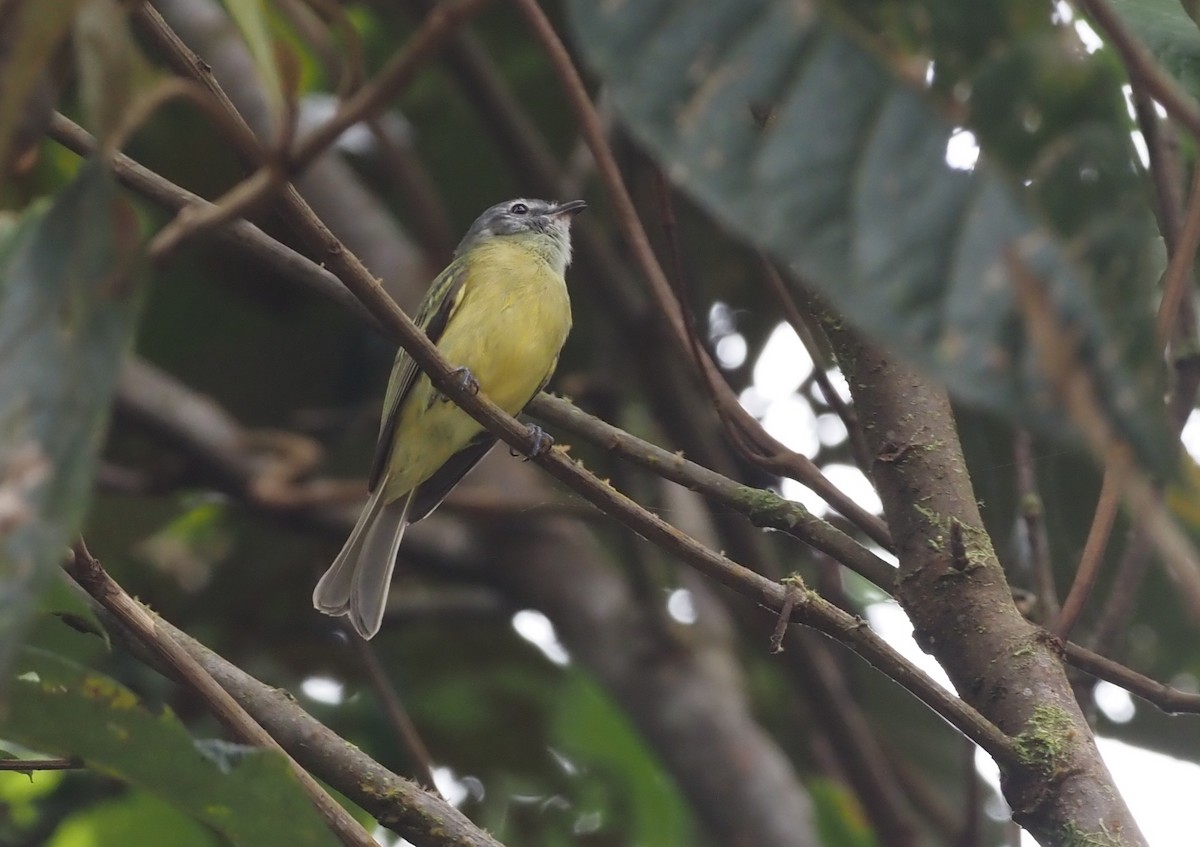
[
  {"left": 1132, "top": 87, "right": 1185, "bottom": 255},
  {"left": 1157, "top": 164, "right": 1200, "bottom": 342},
  {"left": 761, "top": 261, "right": 873, "bottom": 473},
  {"left": 46, "top": 113, "right": 378, "bottom": 328},
  {"left": 769, "top": 586, "right": 800, "bottom": 653},
  {"left": 1076, "top": 0, "right": 1200, "bottom": 142},
  {"left": 0, "top": 757, "right": 83, "bottom": 771},
  {"left": 281, "top": 0, "right": 367, "bottom": 101},
  {"left": 278, "top": 0, "right": 456, "bottom": 256},
  {"left": 142, "top": 0, "right": 483, "bottom": 263},
  {"left": 1014, "top": 430, "right": 1060, "bottom": 628},
  {"left": 1062, "top": 640, "right": 1200, "bottom": 714},
  {"left": 1085, "top": 87, "right": 1198, "bottom": 656},
  {"left": 148, "top": 165, "right": 285, "bottom": 262},
  {"left": 1055, "top": 124, "right": 1200, "bottom": 640},
  {"left": 350, "top": 637, "right": 441, "bottom": 793},
  {"left": 650, "top": 171, "right": 772, "bottom": 484},
  {"left": 529, "top": 393, "right": 897, "bottom": 590},
  {"left": 1011, "top": 254, "right": 1200, "bottom": 633},
  {"left": 65, "top": 541, "right": 376, "bottom": 847},
  {"left": 287, "top": 0, "right": 490, "bottom": 171},
  {"left": 132, "top": 5, "right": 266, "bottom": 164},
  {"left": 509, "top": 0, "right": 893, "bottom": 551}
]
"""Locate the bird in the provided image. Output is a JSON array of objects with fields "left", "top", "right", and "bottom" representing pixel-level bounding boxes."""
[{"left": 313, "top": 197, "right": 586, "bottom": 638}]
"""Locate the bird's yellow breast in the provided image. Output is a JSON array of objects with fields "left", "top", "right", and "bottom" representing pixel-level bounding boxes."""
[{"left": 382, "top": 239, "right": 572, "bottom": 501}]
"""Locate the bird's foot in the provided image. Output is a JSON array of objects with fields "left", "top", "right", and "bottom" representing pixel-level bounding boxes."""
[
  {"left": 511, "top": 424, "right": 554, "bottom": 461},
  {"left": 437, "top": 367, "right": 480, "bottom": 403}
]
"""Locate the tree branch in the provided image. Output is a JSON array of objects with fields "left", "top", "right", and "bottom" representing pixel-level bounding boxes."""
[
  {"left": 287, "top": 0, "right": 490, "bottom": 171},
  {"left": 65, "top": 541, "right": 377, "bottom": 847},
  {"left": 529, "top": 393, "right": 896, "bottom": 590},
  {"left": 52, "top": 114, "right": 1012, "bottom": 778},
  {"left": 807, "top": 289, "right": 1147, "bottom": 844},
  {"left": 1062, "top": 641, "right": 1200, "bottom": 715},
  {"left": 65, "top": 583, "right": 510, "bottom": 847},
  {"left": 349, "top": 636, "right": 441, "bottom": 793},
  {"left": 50, "top": 12, "right": 1040, "bottom": 840},
  {"left": 1075, "top": 0, "right": 1200, "bottom": 141},
  {"left": 0, "top": 757, "right": 83, "bottom": 772},
  {"left": 1014, "top": 429, "right": 1060, "bottom": 628}
]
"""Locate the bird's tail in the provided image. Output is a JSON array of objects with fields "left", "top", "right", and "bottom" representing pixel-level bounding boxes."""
[{"left": 313, "top": 486, "right": 411, "bottom": 639}]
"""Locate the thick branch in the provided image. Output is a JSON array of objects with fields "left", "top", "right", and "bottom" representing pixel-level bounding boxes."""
[{"left": 810, "top": 293, "right": 1146, "bottom": 844}]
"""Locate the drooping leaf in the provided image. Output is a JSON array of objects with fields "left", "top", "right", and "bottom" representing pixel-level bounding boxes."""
[
  {"left": 0, "top": 0, "right": 84, "bottom": 180},
  {"left": 567, "top": 0, "right": 1168, "bottom": 474},
  {"left": 0, "top": 161, "right": 145, "bottom": 683},
  {"left": 4, "top": 648, "right": 339, "bottom": 847}
]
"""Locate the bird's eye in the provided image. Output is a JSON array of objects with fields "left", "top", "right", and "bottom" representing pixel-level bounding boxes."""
[{"left": 509, "top": 202, "right": 529, "bottom": 215}]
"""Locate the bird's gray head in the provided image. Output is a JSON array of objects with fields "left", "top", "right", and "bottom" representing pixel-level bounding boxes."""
[{"left": 455, "top": 198, "right": 587, "bottom": 273}]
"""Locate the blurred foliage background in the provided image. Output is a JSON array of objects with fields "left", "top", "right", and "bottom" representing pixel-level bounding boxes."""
[{"left": 4, "top": 0, "right": 1200, "bottom": 845}]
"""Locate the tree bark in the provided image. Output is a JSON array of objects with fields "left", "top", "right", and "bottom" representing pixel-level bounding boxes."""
[{"left": 814, "top": 299, "right": 1146, "bottom": 846}]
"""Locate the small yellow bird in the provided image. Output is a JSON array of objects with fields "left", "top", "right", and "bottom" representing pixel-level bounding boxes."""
[{"left": 313, "top": 198, "right": 586, "bottom": 638}]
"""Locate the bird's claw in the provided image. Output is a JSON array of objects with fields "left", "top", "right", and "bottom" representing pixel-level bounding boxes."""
[
  {"left": 511, "top": 424, "right": 554, "bottom": 461},
  {"left": 438, "top": 367, "right": 480, "bottom": 403}
]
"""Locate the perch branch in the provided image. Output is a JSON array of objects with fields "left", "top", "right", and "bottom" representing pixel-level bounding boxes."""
[
  {"left": 529, "top": 393, "right": 896, "bottom": 591},
  {"left": 64, "top": 586, "right": 509, "bottom": 847},
  {"left": 65, "top": 541, "right": 376, "bottom": 847}
]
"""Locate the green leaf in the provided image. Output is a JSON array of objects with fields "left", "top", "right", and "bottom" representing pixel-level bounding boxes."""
[
  {"left": 809, "top": 778, "right": 877, "bottom": 847},
  {"left": 567, "top": 0, "right": 1168, "bottom": 473},
  {"left": 3, "top": 648, "right": 339, "bottom": 847},
  {"left": 0, "top": 0, "right": 85, "bottom": 178},
  {"left": 1108, "top": 0, "right": 1200, "bottom": 97},
  {"left": 552, "top": 671, "right": 696, "bottom": 845},
  {"left": 48, "top": 788, "right": 221, "bottom": 847},
  {"left": 73, "top": 0, "right": 160, "bottom": 143},
  {"left": 0, "top": 161, "right": 145, "bottom": 684},
  {"left": 38, "top": 570, "right": 108, "bottom": 648},
  {"left": 222, "top": 0, "right": 285, "bottom": 120},
  {"left": 134, "top": 497, "right": 235, "bottom": 591}
]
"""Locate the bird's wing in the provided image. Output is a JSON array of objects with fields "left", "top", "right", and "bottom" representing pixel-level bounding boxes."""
[
  {"left": 367, "top": 257, "right": 471, "bottom": 493},
  {"left": 405, "top": 356, "right": 562, "bottom": 523},
  {"left": 406, "top": 431, "right": 498, "bottom": 523}
]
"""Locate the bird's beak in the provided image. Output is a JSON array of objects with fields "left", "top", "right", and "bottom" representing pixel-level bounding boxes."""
[{"left": 552, "top": 199, "right": 588, "bottom": 217}]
